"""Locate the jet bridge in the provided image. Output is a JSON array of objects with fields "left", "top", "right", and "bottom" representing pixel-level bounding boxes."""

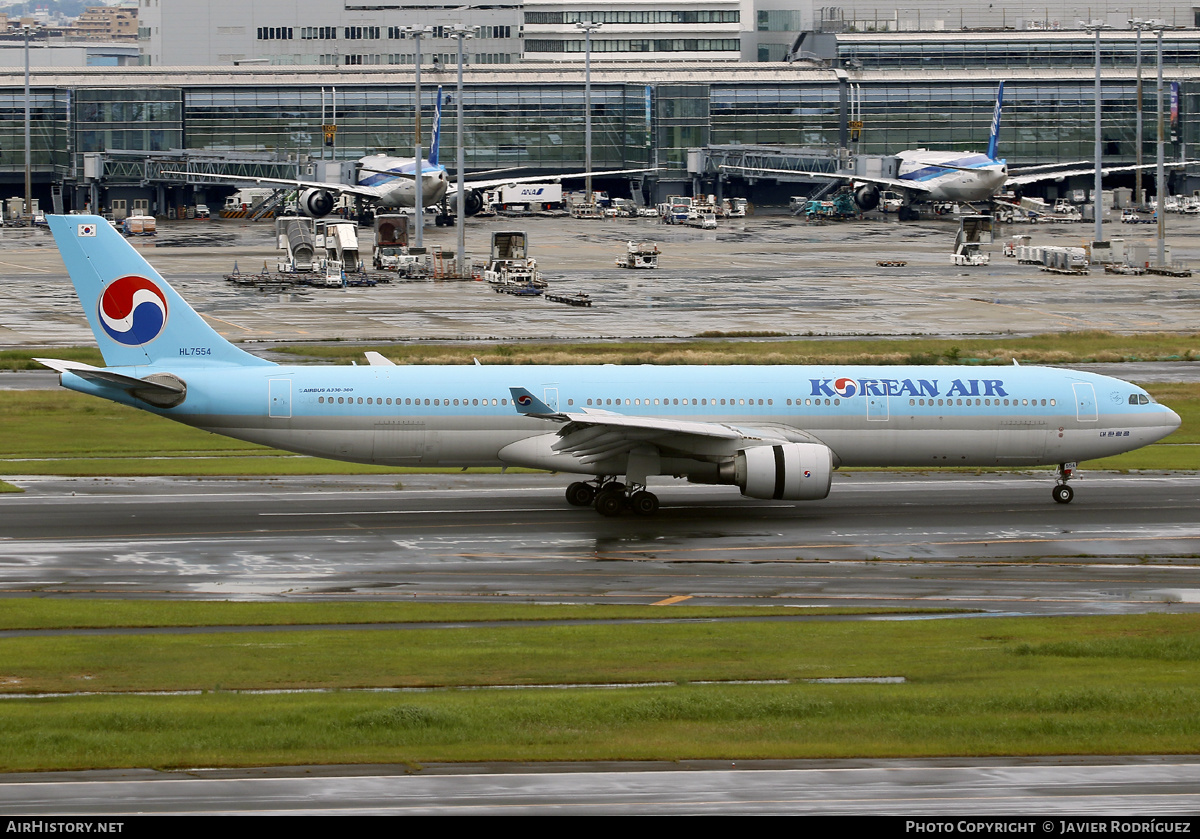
[
  {"left": 690, "top": 145, "right": 901, "bottom": 203},
  {"left": 73, "top": 150, "right": 316, "bottom": 219}
]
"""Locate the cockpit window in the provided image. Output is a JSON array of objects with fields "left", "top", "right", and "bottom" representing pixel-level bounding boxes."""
[{"left": 1128, "top": 394, "right": 1152, "bottom": 405}]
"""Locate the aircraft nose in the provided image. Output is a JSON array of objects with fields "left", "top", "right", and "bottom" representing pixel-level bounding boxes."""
[{"left": 1163, "top": 405, "right": 1182, "bottom": 433}]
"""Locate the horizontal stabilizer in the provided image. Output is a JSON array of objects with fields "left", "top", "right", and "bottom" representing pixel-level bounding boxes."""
[
  {"left": 364, "top": 352, "right": 397, "bottom": 367},
  {"left": 35, "top": 358, "right": 184, "bottom": 397}
]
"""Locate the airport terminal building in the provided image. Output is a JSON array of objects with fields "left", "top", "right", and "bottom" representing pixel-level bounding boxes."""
[{"left": 3, "top": 2, "right": 1200, "bottom": 212}]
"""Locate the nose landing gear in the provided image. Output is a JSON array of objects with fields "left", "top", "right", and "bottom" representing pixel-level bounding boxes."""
[{"left": 1053, "top": 461, "right": 1076, "bottom": 504}]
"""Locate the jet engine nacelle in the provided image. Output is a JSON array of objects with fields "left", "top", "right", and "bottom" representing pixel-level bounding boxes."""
[
  {"left": 462, "top": 188, "right": 484, "bottom": 216},
  {"left": 724, "top": 442, "right": 833, "bottom": 501},
  {"left": 298, "top": 188, "right": 337, "bottom": 218},
  {"left": 853, "top": 184, "right": 881, "bottom": 212}
]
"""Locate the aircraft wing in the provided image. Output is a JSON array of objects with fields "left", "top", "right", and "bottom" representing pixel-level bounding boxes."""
[
  {"left": 160, "top": 171, "right": 387, "bottom": 201},
  {"left": 450, "top": 167, "right": 659, "bottom": 194},
  {"left": 1007, "top": 161, "right": 1197, "bottom": 187},
  {"left": 716, "top": 165, "right": 935, "bottom": 195},
  {"left": 508, "top": 387, "right": 809, "bottom": 464}
]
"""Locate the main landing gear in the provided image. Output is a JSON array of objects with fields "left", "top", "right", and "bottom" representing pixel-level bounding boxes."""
[
  {"left": 565, "top": 478, "right": 660, "bottom": 517},
  {"left": 1053, "top": 461, "right": 1076, "bottom": 504},
  {"left": 434, "top": 198, "right": 456, "bottom": 227}
]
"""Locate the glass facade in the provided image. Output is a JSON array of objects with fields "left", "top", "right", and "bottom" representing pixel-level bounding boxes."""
[
  {"left": 525, "top": 38, "right": 740, "bottom": 54},
  {"left": 2, "top": 70, "right": 1196, "bottom": 191},
  {"left": 151, "top": 79, "right": 1200, "bottom": 173},
  {"left": 711, "top": 84, "right": 840, "bottom": 147},
  {"left": 183, "top": 85, "right": 645, "bottom": 172},
  {"left": 0, "top": 89, "right": 70, "bottom": 177},
  {"left": 840, "top": 35, "right": 1200, "bottom": 70},
  {"left": 654, "top": 85, "right": 710, "bottom": 170},
  {"left": 850, "top": 82, "right": 1159, "bottom": 167},
  {"left": 73, "top": 88, "right": 182, "bottom": 175},
  {"left": 525, "top": 10, "right": 739, "bottom": 24}
]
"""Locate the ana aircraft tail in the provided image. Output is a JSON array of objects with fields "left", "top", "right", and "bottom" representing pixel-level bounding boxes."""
[
  {"left": 46, "top": 215, "right": 272, "bottom": 369},
  {"left": 987, "top": 81, "right": 1005, "bottom": 162},
  {"left": 428, "top": 86, "right": 443, "bottom": 167}
]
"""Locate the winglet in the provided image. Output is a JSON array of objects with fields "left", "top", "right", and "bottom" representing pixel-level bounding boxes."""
[
  {"left": 509, "top": 387, "right": 558, "bottom": 417},
  {"left": 364, "top": 351, "right": 396, "bottom": 367}
]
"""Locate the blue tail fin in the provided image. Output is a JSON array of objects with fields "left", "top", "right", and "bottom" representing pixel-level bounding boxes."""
[
  {"left": 987, "top": 81, "right": 1004, "bottom": 161},
  {"left": 47, "top": 215, "right": 273, "bottom": 369},
  {"left": 428, "top": 86, "right": 443, "bottom": 167}
]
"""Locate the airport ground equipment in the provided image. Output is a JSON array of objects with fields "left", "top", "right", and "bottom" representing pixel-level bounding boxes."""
[
  {"left": 276, "top": 217, "right": 317, "bottom": 273},
  {"left": 616, "top": 242, "right": 660, "bottom": 269},
  {"left": 483, "top": 231, "right": 544, "bottom": 290}
]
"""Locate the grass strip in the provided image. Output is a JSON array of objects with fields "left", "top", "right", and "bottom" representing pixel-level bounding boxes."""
[
  {"left": 1, "top": 347, "right": 104, "bottom": 372},
  {"left": 9, "top": 332, "right": 1200, "bottom": 370},
  {"left": 1, "top": 613, "right": 1199, "bottom": 769},
  {"left": 265, "top": 331, "right": 1200, "bottom": 367},
  {"left": 0, "top": 600, "right": 950, "bottom": 631},
  {"left": 1, "top": 384, "right": 1196, "bottom": 477}
]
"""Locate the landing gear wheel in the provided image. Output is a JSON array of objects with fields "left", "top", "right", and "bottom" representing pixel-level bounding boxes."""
[
  {"left": 595, "top": 490, "right": 625, "bottom": 517},
  {"left": 565, "top": 482, "right": 596, "bottom": 507},
  {"left": 1053, "top": 484, "right": 1074, "bottom": 504},
  {"left": 630, "top": 490, "right": 659, "bottom": 516}
]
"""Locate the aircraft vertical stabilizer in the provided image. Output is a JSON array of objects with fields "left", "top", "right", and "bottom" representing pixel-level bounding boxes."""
[
  {"left": 47, "top": 215, "right": 273, "bottom": 369},
  {"left": 428, "top": 86, "right": 443, "bottom": 167},
  {"left": 987, "top": 81, "right": 1005, "bottom": 162}
]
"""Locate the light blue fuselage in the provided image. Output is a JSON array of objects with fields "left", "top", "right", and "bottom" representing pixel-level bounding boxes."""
[{"left": 60, "top": 362, "right": 1180, "bottom": 474}]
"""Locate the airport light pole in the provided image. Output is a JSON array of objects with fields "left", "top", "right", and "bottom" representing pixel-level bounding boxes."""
[
  {"left": 1081, "top": 20, "right": 1108, "bottom": 248},
  {"left": 1130, "top": 19, "right": 1148, "bottom": 206},
  {"left": 403, "top": 26, "right": 431, "bottom": 247},
  {"left": 23, "top": 24, "right": 32, "bottom": 225},
  {"left": 1153, "top": 20, "right": 1168, "bottom": 266},
  {"left": 450, "top": 24, "right": 475, "bottom": 275},
  {"left": 575, "top": 21, "right": 601, "bottom": 203}
]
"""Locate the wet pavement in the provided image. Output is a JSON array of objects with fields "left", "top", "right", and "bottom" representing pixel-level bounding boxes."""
[
  {"left": 5, "top": 471, "right": 1200, "bottom": 614},
  {"left": 1, "top": 210, "right": 1198, "bottom": 348}
]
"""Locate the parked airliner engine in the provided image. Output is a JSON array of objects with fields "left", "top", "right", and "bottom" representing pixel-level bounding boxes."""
[
  {"left": 718, "top": 442, "right": 834, "bottom": 501},
  {"left": 299, "top": 188, "right": 336, "bottom": 218},
  {"left": 853, "top": 183, "right": 881, "bottom": 212},
  {"left": 462, "top": 188, "right": 484, "bottom": 216}
]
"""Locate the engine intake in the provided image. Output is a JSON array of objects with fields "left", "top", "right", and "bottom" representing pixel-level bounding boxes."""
[
  {"left": 853, "top": 184, "right": 881, "bottom": 212},
  {"left": 299, "top": 188, "right": 336, "bottom": 218},
  {"left": 721, "top": 443, "right": 833, "bottom": 501},
  {"left": 463, "top": 188, "right": 484, "bottom": 216}
]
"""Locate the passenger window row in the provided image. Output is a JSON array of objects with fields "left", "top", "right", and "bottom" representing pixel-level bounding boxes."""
[{"left": 318, "top": 396, "right": 511, "bottom": 406}]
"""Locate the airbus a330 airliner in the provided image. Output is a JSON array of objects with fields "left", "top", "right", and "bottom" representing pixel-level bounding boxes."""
[{"left": 39, "top": 215, "right": 1180, "bottom": 515}]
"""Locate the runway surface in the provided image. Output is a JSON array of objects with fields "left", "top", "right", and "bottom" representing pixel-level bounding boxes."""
[
  {"left": 3, "top": 471, "right": 1199, "bottom": 614},
  {"left": 3, "top": 757, "right": 1200, "bottom": 815}
]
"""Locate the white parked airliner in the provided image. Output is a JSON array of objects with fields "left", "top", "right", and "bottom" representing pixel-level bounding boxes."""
[
  {"left": 172, "top": 87, "right": 654, "bottom": 220},
  {"left": 724, "top": 82, "right": 1190, "bottom": 221},
  {"left": 38, "top": 215, "right": 1180, "bottom": 515}
]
